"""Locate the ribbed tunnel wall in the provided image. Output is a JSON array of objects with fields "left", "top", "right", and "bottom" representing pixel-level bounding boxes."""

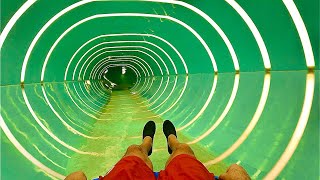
[{"left": 0, "top": 0, "right": 319, "bottom": 179}]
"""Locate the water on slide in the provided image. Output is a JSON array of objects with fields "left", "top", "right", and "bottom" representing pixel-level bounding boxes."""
[{"left": 0, "top": 0, "right": 319, "bottom": 179}]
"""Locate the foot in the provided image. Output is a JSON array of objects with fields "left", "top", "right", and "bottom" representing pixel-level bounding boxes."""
[
  {"left": 163, "top": 120, "right": 177, "bottom": 154},
  {"left": 143, "top": 121, "right": 156, "bottom": 156}
]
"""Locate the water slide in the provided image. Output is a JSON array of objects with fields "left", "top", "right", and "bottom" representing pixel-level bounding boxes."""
[{"left": 0, "top": 0, "right": 319, "bottom": 179}]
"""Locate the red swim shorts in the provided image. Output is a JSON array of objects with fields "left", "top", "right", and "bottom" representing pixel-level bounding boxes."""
[{"left": 99, "top": 154, "right": 214, "bottom": 180}]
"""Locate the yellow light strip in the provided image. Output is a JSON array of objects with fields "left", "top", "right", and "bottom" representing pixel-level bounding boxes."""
[
  {"left": 85, "top": 40, "right": 177, "bottom": 76},
  {"left": 22, "top": 89, "right": 101, "bottom": 155},
  {"left": 152, "top": 75, "right": 178, "bottom": 111},
  {"left": 95, "top": 59, "right": 147, "bottom": 93},
  {"left": 38, "top": 13, "right": 216, "bottom": 83},
  {"left": 75, "top": 48, "right": 163, "bottom": 80},
  {"left": 82, "top": 45, "right": 169, "bottom": 79},
  {"left": 90, "top": 55, "right": 150, "bottom": 79},
  {"left": 226, "top": 0, "right": 271, "bottom": 69},
  {"left": 0, "top": 115, "right": 65, "bottom": 179},
  {"left": 0, "top": 0, "right": 35, "bottom": 48},
  {"left": 178, "top": 74, "right": 218, "bottom": 131},
  {"left": 146, "top": 76, "right": 170, "bottom": 107},
  {"left": 159, "top": 75, "right": 189, "bottom": 116},
  {"left": 282, "top": 0, "right": 315, "bottom": 68},
  {"left": 204, "top": 73, "right": 270, "bottom": 166},
  {"left": 64, "top": 33, "right": 186, "bottom": 81},
  {"left": 138, "top": 76, "right": 164, "bottom": 104},
  {"left": 188, "top": 73, "right": 239, "bottom": 144},
  {"left": 264, "top": 72, "right": 315, "bottom": 179}
]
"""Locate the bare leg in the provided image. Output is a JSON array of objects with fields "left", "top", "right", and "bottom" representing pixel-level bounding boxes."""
[
  {"left": 165, "top": 134, "right": 195, "bottom": 167},
  {"left": 123, "top": 136, "right": 154, "bottom": 170},
  {"left": 64, "top": 171, "right": 87, "bottom": 180},
  {"left": 219, "top": 164, "right": 251, "bottom": 180}
]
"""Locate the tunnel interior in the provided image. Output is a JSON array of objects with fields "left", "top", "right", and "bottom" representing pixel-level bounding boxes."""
[
  {"left": 103, "top": 66, "right": 136, "bottom": 90},
  {"left": 0, "top": 0, "right": 319, "bottom": 179}
]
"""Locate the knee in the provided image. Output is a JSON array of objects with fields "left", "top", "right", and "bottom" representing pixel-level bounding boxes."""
[
  {"left": 178, "top": 143, "right": 190, "bottom": 149},
  {"left": 65, "top": 171, "right": 87, "bottom": 180},
  {"left": 177, "top": 143, "right": 191, "bottom": 151},
  {"left": 175, "top": 143, "right": 194, "bottom": 155},
  {"left": 124, "top": 145, "right": 153, "bottom": 170},
  {"left": 165, "top": 144, "right": 195, "bottom": 168},
  {"left": 126, "top": 145, "right": 143, "bottom": 154}
]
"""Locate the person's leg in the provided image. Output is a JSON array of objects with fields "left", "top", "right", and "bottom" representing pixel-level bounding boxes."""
[
  {"left": 160, "top": 120, "right": 214, "bottom": 180},
  {"left": 120, "top": 120, "right": 156, "bottom": 170},
  {"left": 123, "top": 136, "right": 154, "bottom": 170},
  {"left": 165, "top": 134, "right": 195, "bottom": 167},
  {"left": 162, "top": 120, "right": 195, "bottom": 167},
  {"left": 101, "top": 121, "right": 157, "bottom": 180},
  {"left": 219, "top": 164, "right": 250, "bottom": 180},
  {"left": 64, "top": 171, "right": 87, "bottom": 180}
]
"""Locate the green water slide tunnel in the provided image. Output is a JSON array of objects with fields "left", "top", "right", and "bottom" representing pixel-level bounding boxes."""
[{"left": 0, "top": 0, "right": 319, "bottom": 179}]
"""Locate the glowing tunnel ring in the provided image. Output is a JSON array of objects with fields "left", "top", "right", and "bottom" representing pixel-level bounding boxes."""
[
  {"left": 40, "top": 13, "right": 221, "bottom": 132},
  {"left": 66, "top": 64, "right": 142, "bottom": 120},
  {"left": 79, "top": 45, "right": 167, "bottom": 79},
  {"left": 61, "top": 34, "right": 188, "bottom": 109},
  {"left": 63, "top": 32, "right": 189, "bottom": 112},
  {"left": 96, "top": 59, "right": 148, "bottom": 93},
  {"left": 92, "top": 56, "right": 155, "bottom": 97},
  {"left": 64, "top": 33, "right": 189, "bottom": 81},
  {"left": 77, "top": 48, "right": 162, "bottom": 101},
  {"left": 83, "top": 43, "right": 175, "bottom": 79},
  {"left": 68, "top": 48, "right": 155, "bottom": 115},
  {"left": 65, "top": 36, "right": 162, "bottom": 118},
  {"left": 0, "top": 1, "right": 242, "bottom": 177}
]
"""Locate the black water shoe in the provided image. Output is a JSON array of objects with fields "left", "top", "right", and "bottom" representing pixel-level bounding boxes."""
[
  {"left": 143, "top": 120, "right": 156, "bottom": 156},
  {"left": 163, "top": 120, "right": 177, "bottom": 154}
]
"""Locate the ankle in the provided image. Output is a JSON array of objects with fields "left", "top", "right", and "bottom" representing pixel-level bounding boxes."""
[
  {"left": 168, "top": 135, "right": 179, "bottom": 151},
  {"left": 143, "top": 136, "right": 153, "bottom": 142},
  {"left": 168, "top": 134, "right": 177, "bottom": 140},
  {"left": 143, "top": 136, "right": 153, "bottom": 145},
  {"left": 141, "top": 140, "right": 153, "bottom": 154}
]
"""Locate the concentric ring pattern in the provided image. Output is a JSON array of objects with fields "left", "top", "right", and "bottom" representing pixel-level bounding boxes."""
[{"left": 0, "top": 0, "right": 318, "bottom": 179}]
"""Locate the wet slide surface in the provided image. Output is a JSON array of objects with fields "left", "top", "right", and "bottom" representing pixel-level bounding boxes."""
[{"left": 1, "top": 0, "right": 319, "bottom": 179}]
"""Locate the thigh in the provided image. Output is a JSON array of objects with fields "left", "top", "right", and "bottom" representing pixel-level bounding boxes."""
[
  {"left": 124, "top": 145, "right": 153, "bottom": 170},
  {"left": 159, "top": 154, "right": 214, "bottom": 180},
  {"left": 165, "top": 144, "right": 195, "bottom": 167},
  {"left": 100, "top": 156, "right": 156, "bottom": 180}
]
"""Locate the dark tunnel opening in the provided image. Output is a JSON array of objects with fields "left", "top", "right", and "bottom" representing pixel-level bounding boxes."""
[{"left": 103, "top": 66, "right": 137, "bottom": 90}]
